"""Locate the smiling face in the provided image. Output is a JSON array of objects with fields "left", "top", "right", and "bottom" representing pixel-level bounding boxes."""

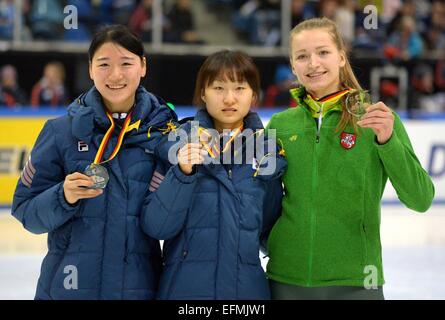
[
  {"left": 89, "top": 42, "right": 146, "bottom": 112},
  {"left": 290, "top": 28, "right": 345, "bottom": 98},
  {"left": 202, "top": 76, "right": 254, "bottom": 132}
]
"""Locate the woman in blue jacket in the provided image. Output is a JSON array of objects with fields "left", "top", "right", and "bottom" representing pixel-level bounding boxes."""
[
  {"left": 12, "top": 25, "right": 176, "bottom": 300},
  {"left": 141, "top": 50, "right": 287, "bottom": 300}
]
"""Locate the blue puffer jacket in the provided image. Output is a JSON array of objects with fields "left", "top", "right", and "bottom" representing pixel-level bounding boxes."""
[
  {"left": 12, "top": 86, "right": 177, "bottom": 300},
  {"left": 141, "top": 110, "right": 287, "bottom": 300}
]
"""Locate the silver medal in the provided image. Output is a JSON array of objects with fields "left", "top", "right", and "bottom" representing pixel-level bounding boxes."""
[{"left": 84, "top": 164, "right": 109, "bottom": 189}]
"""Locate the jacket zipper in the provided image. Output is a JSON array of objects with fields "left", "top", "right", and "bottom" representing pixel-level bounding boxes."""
[
  {"left": 305, "top": 105, "right": 324, "bottom": 284},
  {"left": 302, "top": 105, "right": 341, "bottom": 284},
  {"left": 214, "top": 183, "right": 222, "bottom": 300},
  {"left": 316, "top": 107, "right": 323, "bottom": 143},
  {"left": 213, "top": 166, "right": 234, "bottom": 298},
  {"left": 307, "top": 135, "right": 319, "bottom": 286}
]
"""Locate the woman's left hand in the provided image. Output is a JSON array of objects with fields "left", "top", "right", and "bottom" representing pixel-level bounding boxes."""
[{"left": 357, "top": 101, "right": 394, "bottom": 144}]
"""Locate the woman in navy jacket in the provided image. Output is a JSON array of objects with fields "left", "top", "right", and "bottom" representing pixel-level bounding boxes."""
[
  {"left": 141, "top": 50, "right": 287, "bottom": 300},
  {"left": 12, "top": 25, "right": 176, "bottom": 300}
]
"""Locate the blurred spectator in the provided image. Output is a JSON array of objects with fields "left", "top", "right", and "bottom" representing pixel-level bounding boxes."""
[
  {"left": 435, "top": 59, "right": 445, "bottom": 91},
  {"left": 31, "top": 62, "right": 69, "bottom": 108},
  {"left": 412, "top": 63, "right": 434, "bottom": 93},
  {"left": 423, "top": 25, "right": 445, "bottom": 52},
  {"left": 266, "top": 0, "right": 315, "bottom": 46},
  {"left": 381, "top": 0, "right": 402, "bottom": 25},
  {"left": 0, "top": 0, "right": 31, "bottom": 40},
  {"left": 413, "top": 0, "right": 432, "bottom": 34},
  {"left": 29, "top": 0, "right": 64, "bottom": 40},
  {"left": 254, "top": 0, "right": 281, "bottom": 46},
  {"left": 165, "top": 0, "right": 203, "bottom": 44},
  {"left": 112, "top": 0, "right": 137, "bottom": 25},
  {"left": 411, "top": 63, "right": 444, "bottom": 112},
  {"left": 0, "top": 0, "right": 14, "bottom": 39},
  {"left": 386, "top": 0, "right": 416, "bottom": 37},
  {"left": 232, "top": 0, "right": 260, "bottom": 42},
  {"left": 316, "top": 0, "right": 339, "bottom": 20},
  {"left": 429, "top": 0, "right": 445, "bottom": 31},
  {"left": 232, "top": 0, "right": 281, "bottom": 46},
  {"left": 129, "top": 0, "right": 155, "bottom": 42},
  {"left": 335, "top": 0, "right": 356, "bottom": 48},
  {"left": 385, "top": 16, "right": 424, "bottom": 61},
  {"left": 291, "top": 0, "right": 315, "bottom": 27},
  {"left": 94, "top": 0, "right": 136, "bottom": 26},
  {"left": 88, "top": 0, "right": 114, "bottom": 26},
  {"left": 0, "top": 65, "right": 27, "bottom": 108},
  {"left": 263, "top": 65, "right": 298, "bottom": 107},
  {"left": 422, "top": 0, "right": 445, "bottom": 52}
]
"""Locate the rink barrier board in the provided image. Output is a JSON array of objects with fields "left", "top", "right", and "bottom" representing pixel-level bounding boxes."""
[{"left": 1, "top": 108, "right": 444, "bottom": 206}]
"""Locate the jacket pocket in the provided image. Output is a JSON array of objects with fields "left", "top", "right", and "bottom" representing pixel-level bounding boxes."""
[
  {"left": 47, "top": 221, "right": 74, "bottom": 293},
  {"left": 239, "top": 229, "right": 260, "bottom": 266},
  {"left": 165, "top": 230, "right": 190, "bottom": 298}
]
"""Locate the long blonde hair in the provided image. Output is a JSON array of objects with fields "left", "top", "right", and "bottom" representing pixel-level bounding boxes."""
[{"left": 289, "top": 17, "right": 362, "bottom": 132}]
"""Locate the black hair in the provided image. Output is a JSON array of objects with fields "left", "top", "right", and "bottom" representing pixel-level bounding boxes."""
[
  {"left": 193, "top": 50, "right": 261, "bottom": 107},
  {"left": 88, "top": 25, "right": 144, "bottom": 62}
]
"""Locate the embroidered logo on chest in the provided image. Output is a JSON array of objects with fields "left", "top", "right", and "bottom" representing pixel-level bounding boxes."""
[
  {"left": 78, "top": 141, "right": 89, "bottom": 152},
  {"left": 340, "top": 132, "right": 356, "bottom": 149}
]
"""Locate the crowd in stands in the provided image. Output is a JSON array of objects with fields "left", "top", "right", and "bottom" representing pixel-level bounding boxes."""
[
  {"left": 1, "top": 0, "right": 444, "bottom": 51},
  {"left": 0, "top": 0, "right": 444, "bottom": 110},
  {"left": 0, "top": 62, "right": 69, "bottom": 108},
  {"left": 213, "top": 0, "right": 445, "bottom": 53},
  {"left": 1, "top": 59, "right": 444, "bottom": 111},
  {"left": 0, "top": 0, "right": 203, "bottom": 44}
]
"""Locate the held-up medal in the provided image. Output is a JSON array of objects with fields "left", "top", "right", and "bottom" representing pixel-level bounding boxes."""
[
  {"left": 197, "top": 126, "right": 243, "bottom": 159},
  {"left": 345, "top": 89, "right": 371, "bottom": 120},
  {"left": 84, "top": 163, "right": 109, "bottom": 189},
  {"left": 84, "top": 110, "right": 133, "bottom": 189}
]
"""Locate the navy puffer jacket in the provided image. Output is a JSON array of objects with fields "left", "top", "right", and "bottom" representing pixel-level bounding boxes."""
[
  {"left": 141, "top": 109, "right": 287, "bottom": 300},
  {"left": 12, "top": 86, "right": 176, "bottom": 300}
]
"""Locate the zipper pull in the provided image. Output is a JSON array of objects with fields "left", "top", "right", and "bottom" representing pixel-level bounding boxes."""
[
  {"left": 228, "top": 169, "right": 232, "bottom": 179},
  {"left": 316, "top": 104, "right": 323, "bottom": 144}
]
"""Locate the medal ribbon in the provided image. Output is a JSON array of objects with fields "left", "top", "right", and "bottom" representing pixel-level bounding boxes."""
[
  {"left": 218, "top": 126, "right": 243, "bottom": 156},
  {"left": 198, "top": 127, "right": 218, "bottom": 158},
  {"left": 307, "top": 88, "right": 351, "bottom": 103},
  {"left": 198, "top": 126, "right": 243, "bottom": 158},
  {"left": 305, "top": 88, "right": 351, "bottom": 118},
  {"left": 93, "top": 111, "right": 133, "bottom": 165}
]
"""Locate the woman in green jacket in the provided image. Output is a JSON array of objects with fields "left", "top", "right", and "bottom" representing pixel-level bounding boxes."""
[{"left": 266, "top": 17, "right": 435, "bottom": 300}]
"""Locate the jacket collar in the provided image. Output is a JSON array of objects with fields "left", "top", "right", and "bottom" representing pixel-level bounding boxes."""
[
  {"left": 68, "top": 85, "right": 176, "bottom": 143},
  {"left": 290, "top": 86, "right": 350, "bottom": 117}
]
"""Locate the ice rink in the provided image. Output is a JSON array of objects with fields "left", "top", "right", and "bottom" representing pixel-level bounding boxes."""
[{"left": 1, "top": 206, "right": 444, "bottom": 300}]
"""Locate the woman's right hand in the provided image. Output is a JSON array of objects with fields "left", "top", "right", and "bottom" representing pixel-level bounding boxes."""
[
  {"left": 63, "top": 172, "right": 103, "bottom": 204},
  {"left": 177, "top": 143, "right": 207, "bottom": 175}
]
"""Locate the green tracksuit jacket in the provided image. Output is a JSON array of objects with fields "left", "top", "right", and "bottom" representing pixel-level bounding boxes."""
[{"left": 266, "top": 95, "right": 435, "bottom": 287}]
